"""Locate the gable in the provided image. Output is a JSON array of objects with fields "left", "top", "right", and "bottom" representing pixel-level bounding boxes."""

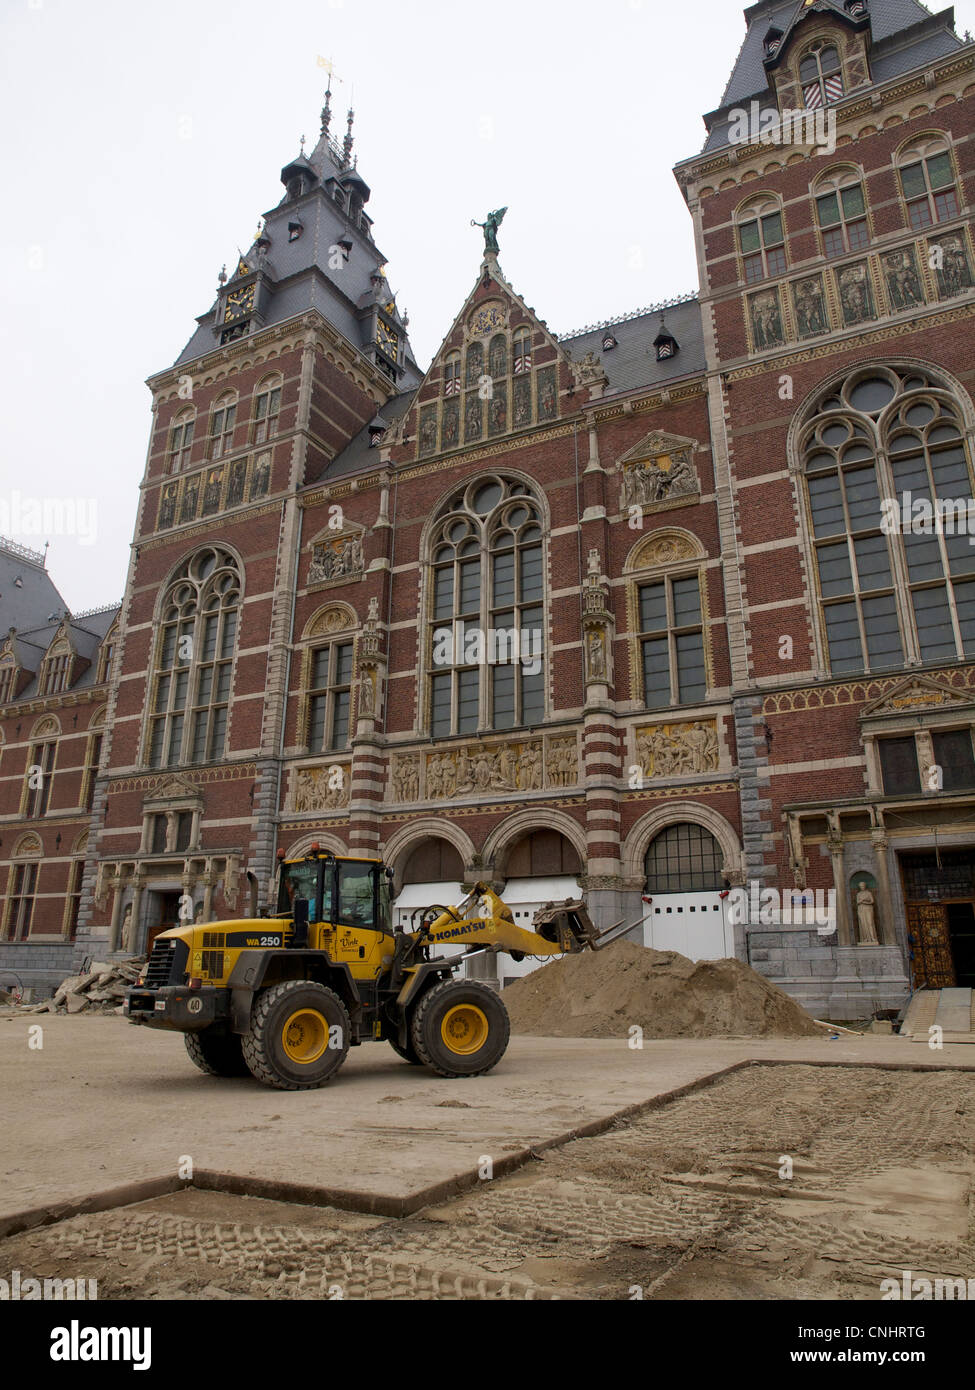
[
  {"left": 405, "top": 262, "right": 573, "bottom": 462},
  {"left": 860, "top": 675, "right": 975, "bottom": 721}
]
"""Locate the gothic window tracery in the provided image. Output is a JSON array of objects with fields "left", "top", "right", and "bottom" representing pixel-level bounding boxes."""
[
  {"left": 427, "top": 478, "right": 545, "bottom": 736},
  {"left": 147, "top": 549, "right": 241, "bottom": 768},
  {"left": 800, "top": 366, "right": 975, "bottom": 675}
]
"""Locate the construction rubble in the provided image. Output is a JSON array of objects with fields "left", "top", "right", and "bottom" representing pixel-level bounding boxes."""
[{"left": 16, "top": 958, "right": 145, "bottom": 1016}]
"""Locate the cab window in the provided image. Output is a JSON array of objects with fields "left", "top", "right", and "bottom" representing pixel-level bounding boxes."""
[
  {"left": 278, "top": 860, "right": 318, "bottom": 914},
  {"left": 337, "top": 862, "right": 375, "bottom": 928}
]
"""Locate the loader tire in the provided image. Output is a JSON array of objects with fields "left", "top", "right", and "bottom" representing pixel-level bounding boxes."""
[
  {"left": 410, "top": 979, "right": 510, "bottom": 1078},
  {"left": 242, "top": 980, "right": 350, "bottom": 1091},
  {"left": 388, "top": 1033, "right": 422, "bottom": 1065},
  {"left": 184, "top": 1028, "right": 250, "bottom": 1078}
]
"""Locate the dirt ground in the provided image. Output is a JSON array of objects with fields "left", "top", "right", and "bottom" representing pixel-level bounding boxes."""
[{"left": 4, "top": 1063, "right": 972, "bottom": 1300}]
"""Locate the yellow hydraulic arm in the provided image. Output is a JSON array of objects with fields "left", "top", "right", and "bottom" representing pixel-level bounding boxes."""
[{"left": 414, "top": 884, "right": 600, "bottom": 958}]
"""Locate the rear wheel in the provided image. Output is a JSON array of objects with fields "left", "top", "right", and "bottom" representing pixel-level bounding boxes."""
[
  {"left": 410, "top": 979, "right": 510, "bottom": 1078},
  {"left": 242, "top": 980, "right": 351, "bottom": 1091},
  {"left": 184, "top": 1028, "right": 250, "bottom": 1078}
]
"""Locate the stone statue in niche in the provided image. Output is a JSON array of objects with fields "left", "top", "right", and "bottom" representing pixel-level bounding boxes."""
[
  {"left": 358, "top": 670, "right": 375, "bottom": 717},
  {"left": 587, "top": 631, "right": 606, "bottom": 680},
  {"left": 855, "top": 881, "right": 879, "bottom": 945}
]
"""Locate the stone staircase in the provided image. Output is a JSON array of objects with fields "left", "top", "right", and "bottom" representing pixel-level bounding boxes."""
[{"left": 900, "top": 987, "right": 975, "bottom": 1044}]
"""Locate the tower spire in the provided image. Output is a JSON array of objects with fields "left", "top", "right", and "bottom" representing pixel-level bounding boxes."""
[
  {"left": 320, "top": 81, "right": 332, "bottom": 140},
  {"left": 342, "top": 106, "right": 355, "bottom": 168}
]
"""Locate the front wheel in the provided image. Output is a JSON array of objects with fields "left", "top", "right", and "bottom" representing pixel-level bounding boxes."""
[
  {"left": 410, "top": 979, "right": 510, "bottom": 1078},
  {"left": 184, "top": 1028, "right": 250, "bottom": 1077},
  {"left": 242, "top": 980, "right": 350, "bottom": 1091}
]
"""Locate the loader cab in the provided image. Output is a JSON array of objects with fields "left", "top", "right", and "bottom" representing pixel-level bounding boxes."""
[{"left": 276, "top": 852, "right": 393, "bottom": 939}]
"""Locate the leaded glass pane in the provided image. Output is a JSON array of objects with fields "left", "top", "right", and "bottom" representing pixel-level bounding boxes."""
[
  {"left": 676, "top": 631, "right": 706, "bottom": 703},
  {"left": 913, "top": 585, "right": 956, "bottom": 662},
  {"left": 824, "top": 601, "right": 862, "bottom": 671},
  {"left": 861, "top": 594, "right": 902, "bottom": 668}
]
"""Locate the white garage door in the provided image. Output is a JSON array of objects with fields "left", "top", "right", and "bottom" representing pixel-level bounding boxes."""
[{"left": 642, "top": 891, "right": 733, "bottom": 961}]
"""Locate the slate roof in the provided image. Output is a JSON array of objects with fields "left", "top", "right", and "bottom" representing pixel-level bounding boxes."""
[
  {"left": 0, "top": 540, "right": 64, "bottom": 636},
  {"left": 560, "top": 296, "right": 706, "bottom": 395},
  {"left": 313, "top": 392, "right": 415, "bottom": 482},
  {"left": 702, "top": 1, "right": 965, "bottom": 152},
  {"left": 0, "top": 539, "right": 119, "bottom": 703},
  {"left": 173, "top": 124, "right": 422, "bottom": 390}
]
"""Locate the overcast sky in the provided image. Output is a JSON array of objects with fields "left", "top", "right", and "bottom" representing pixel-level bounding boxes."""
[{"left": 2, "top": 0, "right": 973, "bottom": 611}]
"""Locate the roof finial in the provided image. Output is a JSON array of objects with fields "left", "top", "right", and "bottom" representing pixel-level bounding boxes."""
[
  {"left": 321, "top": 83, "right": 332, "bottom": 139},
  {"left": 342, "top": 107, "right": 354, "bottom": 168},
  {"left": 300, "top": 132, "right": 306, "bottom": 156}
]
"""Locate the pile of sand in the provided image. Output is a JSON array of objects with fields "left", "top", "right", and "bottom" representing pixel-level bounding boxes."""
[{"left": 503, "top": 940, "right": 822, "bottom": 1039}]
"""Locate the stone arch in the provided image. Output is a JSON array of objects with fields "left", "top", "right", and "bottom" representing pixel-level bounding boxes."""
[
  {"left": 418, "top": 468, "right": 551, "bottom": 558},
  {"left": 151, "top": 542, "right": 246, "bottom": 623},
  {"left": 482, "top": 808, "right": 587, "bottom": 882},
  {"left": 284, "top": 832, "right": 347, "bottom": 860},
  {"left": 31, "top": 714, "right": 60, "bottom": 739},
  {"left": 90, "top": 705, "right": 109, "bottom": 729},
  {"left": 301, "top": 601, "right": 359, "bottom": 641},
  {"left": 72, "top": 830, "right": 89, "bottom": 855},
  {"left": 381, "top": 819, "right": 477, "bottom": 893},
  {"left": 624, "top": 527, "right": 706, "bottom": 575},
  {"left": 12, "top": 832, "right": 43, "bottom": 858},
  {"left": 622, "top": 803, "right": 742, "bottom": 885}
]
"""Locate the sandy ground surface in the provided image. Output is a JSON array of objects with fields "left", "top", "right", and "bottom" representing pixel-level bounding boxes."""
[
  {"left": 2, "top": 1064, "right": 973, "bottom": 1300},
  {"left": 1, "top": 1014, "right": 973, "bottom": 1299}
]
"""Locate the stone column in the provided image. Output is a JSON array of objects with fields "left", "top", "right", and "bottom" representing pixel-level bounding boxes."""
[
  {"left": 108, "top": 868, "right": 125, "bottom": 953},
  {"left": 826, "top": 817, "right": 852, "bottom": 947},
  {"left": 130, "top": 873, "right": 146, "bottom": 954},
  {"left": 871, "top": 829, "right": 894, "bottom": 947},
  {"left": 202, "top": 862, "right": 216, "bottom": 923}
]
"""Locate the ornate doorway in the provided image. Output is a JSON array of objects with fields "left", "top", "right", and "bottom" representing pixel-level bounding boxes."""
[{"left": 901, "top": 851, "right": 975, "bottom": 989}]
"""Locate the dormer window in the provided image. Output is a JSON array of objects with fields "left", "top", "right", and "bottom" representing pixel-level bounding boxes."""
[
  {"left": 653, "top": 325, "right": 680, "bottom": 362},
  {"left": 288, "top": 216, "right": 304, "bottom": 242},
  {"left": 42, "top": 653, "right": 72, "bottom": 696},
  {"left": 602, "top": 332, "right": 618, "bottom": 352},
  {"left": 286, "top": 175, "right": 306, "bottom": 200},
  {"left": 0, "top": 660, "right": 17, "bottom": 703},
  {"left": 763, "top": 26, "right": 783, "bottom": 60},
  {"left": 800, "top": 43, "right": 844, "bottom": 109}
]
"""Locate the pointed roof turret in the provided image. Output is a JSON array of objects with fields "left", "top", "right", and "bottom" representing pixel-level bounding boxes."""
[{"left": 342, "top": 107, "right": 355, "bottom": 169}]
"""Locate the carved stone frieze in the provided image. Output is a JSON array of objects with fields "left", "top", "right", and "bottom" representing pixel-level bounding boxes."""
[{"left": 635, "top": 720, "right": 719, "bottom": 780}]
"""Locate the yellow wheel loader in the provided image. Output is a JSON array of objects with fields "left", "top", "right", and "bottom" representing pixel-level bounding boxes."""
[{"left": 124, "top": 847, "right": 624, "bottom": 1091}]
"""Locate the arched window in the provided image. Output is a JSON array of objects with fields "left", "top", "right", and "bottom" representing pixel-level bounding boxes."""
[
  {"left": 800, "top": 367, "right": 975, "bottom": 675},
  {"left": 898, "top": 138, "right": 960, "bottom": 230},
  {"left": 443, "top": 352, "right": 461, "bottom": 397},
  {"left": 147, "top": 549, "right": 241, "bottom": 768},
  {"left": 307, "top": 641, "right": 354, "bottom": 752},
  {"left": 489, "top": 334, "right": 508, "bottom": 380},
  {"left": 209, "top": 393, "right": 237, "bottom": 461},
  {"left": 737, "top": 196, "right": 786, "bottom": 284},
  {"left": 253, "top": 376, "right": 282, "bottom": 445},
  {"left": 814, "top": 168, "right": 869, "bottom": 258},
  {"left": 428, "top": 478, "right": 545, "bottom": 736},
  {"left": 168, "top": 410, "right": 195, "bottom": 473},
  {"left": 799, "top": 42, "right": 843, "bottom": 109},
  {"left": 513, "top": 329, "right": 532, "bottom": 375},
  {"left": 4, "top": 837, "right": 42, "bottom": 941},
  {"left": 645, "top": 824, "right": 724, "bottom": 893}
]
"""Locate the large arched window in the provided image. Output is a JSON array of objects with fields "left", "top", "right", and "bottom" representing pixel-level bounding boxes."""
[
  {"left": 147, "top": 548, "right": 241, "bottom": 768},
  {"left": 428, "top": 477, "right": 545, "bottom": 736},
  {"left": 800, "top": 366, "right": 975, "bottom": 675},
  {"left": 645, "top": 823, "right": 724, "bottom": 893}
]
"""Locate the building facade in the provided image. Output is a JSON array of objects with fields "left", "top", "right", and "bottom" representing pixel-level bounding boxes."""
[{"left": 3, "top": 0, "right": 975, "bottom": 1014}]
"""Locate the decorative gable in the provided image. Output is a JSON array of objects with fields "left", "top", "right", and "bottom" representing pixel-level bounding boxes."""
[
  {"left": 860, "top": 675, "right": 974, "bottom": 722},
  {"left": 408, "top": 262, "right": 571, "bottom": 462}
]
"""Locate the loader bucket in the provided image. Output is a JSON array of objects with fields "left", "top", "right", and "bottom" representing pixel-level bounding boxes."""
[{"left": 531, "top": 899, "right": 600, "bottom": 954}]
